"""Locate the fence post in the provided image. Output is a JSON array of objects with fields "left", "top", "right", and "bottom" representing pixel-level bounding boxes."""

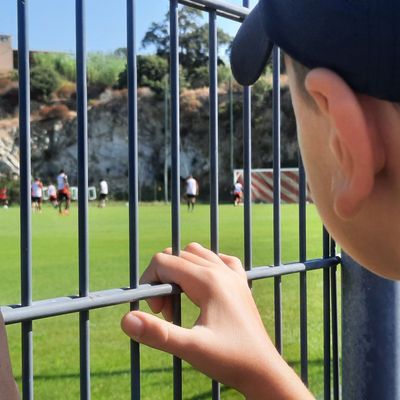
[{"left": 342, "top": 251, "right": 400, "bottom": 399}]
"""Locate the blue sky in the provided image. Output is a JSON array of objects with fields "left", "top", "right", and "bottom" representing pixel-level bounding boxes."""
[{"left": 0, "top": 0, "right": 249, "bottom": 54}]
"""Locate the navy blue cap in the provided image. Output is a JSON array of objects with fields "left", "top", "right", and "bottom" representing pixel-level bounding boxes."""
[{"left": 231, "top": 0, "right": 400, "bottom": 102}]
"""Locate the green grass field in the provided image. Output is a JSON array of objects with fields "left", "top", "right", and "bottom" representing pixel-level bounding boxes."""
[{"left": 0, "top": 202, "right": 339, "bottom": 399}]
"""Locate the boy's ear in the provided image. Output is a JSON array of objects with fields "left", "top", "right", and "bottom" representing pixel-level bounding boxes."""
[{"left": 305, "top": 68, "right": 384, "bottom": 219}]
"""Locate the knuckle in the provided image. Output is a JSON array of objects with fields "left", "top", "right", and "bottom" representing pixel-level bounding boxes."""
[
  {"left": 162, "top": 247, "right": 172, "bottom": 255},
  {"left": 229, "top": 255, "right": 242, "bottom": 267},
  {"left": 184, "top": 242, "right": 201, "bottom": 252},
  {"left": 151, "top": 252, "right": 165, "bottom": 264}
]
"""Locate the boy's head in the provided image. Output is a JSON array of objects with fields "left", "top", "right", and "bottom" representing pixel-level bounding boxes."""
[{"left": 231, "top": 0, "right": 400, "bottom": 279}]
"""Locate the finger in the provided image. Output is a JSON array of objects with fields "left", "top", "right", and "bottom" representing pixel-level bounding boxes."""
[
  {"left": 140, "top": 252, "right": 202, "bottom": 286},
  {"left": 140, "top": 252, "right": 211, "bottom": 305},
  {"left": 178, "top": 249, "right": 219, "bottom": 269},
  {"left": 219, "top": 253, "right": 247, "bottom": 276},
  {"left": 184, "top": 242, "right": 225, "bottom": 265},
  {"left": 121, "top": 311, "right": 193, "bottom": 358},
  {"left": 146, "top": 296, "right": 166, "bottom": 314},
  {"left": 143, "top": 296, "right": 174, "bottom": 321}
]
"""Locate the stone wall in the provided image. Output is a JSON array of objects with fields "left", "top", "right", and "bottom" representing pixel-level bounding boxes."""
[{"left": 0, "top": 35, "right": 13, "bottom": 73}]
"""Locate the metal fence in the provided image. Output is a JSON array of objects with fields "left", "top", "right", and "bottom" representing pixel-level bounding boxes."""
[{"left": 1, "top": 0, "right": 341, "bottom": 399}]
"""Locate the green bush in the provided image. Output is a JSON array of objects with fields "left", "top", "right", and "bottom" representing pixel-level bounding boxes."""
[
  {"left": 30, "top": 65, "right": 60, "bottom": 101},
  {"left": 33, "top": 53, "right": 76, "bottom": 82},
  {"left": 87, "top": 53, "right": 126, "bottom": 88},
  {"left": 33, "top": 52, "right": 126, "bottom": 89},
  {"left": 117, "top": 54, "right": 169, "bottom": 94}
]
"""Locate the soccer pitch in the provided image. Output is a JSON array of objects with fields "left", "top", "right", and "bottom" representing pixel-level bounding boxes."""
[{"left": 0, "top": 203, "right": 337, "bottom": 399}]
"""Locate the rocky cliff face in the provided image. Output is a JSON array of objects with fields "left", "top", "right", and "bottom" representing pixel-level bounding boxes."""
[
  {"left": 0, "top": 119, "right": 19, "bottom": 177},
  {"left": 0, "top": 83, "right": 299, "bottom": 201}
]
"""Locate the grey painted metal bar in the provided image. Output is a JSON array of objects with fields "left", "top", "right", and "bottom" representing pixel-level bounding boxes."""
[
  {"left": 322, "top": 227, "right": 331, "bottom": 400},
  {"left": 242, "top": 98, "right": 251, "bottom": 270},
  {"left": 341, "top": 252, "right": 400, "bottom": 400},
  {"left": 298, "top": 155, "right": 308, "bottom": 385},
  {"left": 178, "top": 0, "right": 249, "bottom": 20},
  {"left": 17, "top": 1, "right": 33, "bottom": 398},
  {"left": 169, "top": 1, "right": 182, "bottom": 399},
  {"left": 2, "top": 257, "right": 340, "bottom": 325},
  {"left": 272, "top": 46, "right": 282, "bottom": 354},
  {"left": 209, "top": 10, "right": 219, "bottom": 256},
  {"left": 208, "top": 10, "right": 220, "bottom": 399},
  {"left": 75, "top": 1, "right": 90, "bottom": 398},
  {"left": 229, "top": 77, "right": 234, "bottom": 174},
  {"left": 126, "top": 0, "right": 140, "bottom": 398},
  {"left": 242, "top": 0, "right": 252, "bottom": 274},
  {"left": 164, "top": 77, "right": 169, "bottom": 204},
  {"left": 330, "top": 240, "right": 339, "bottom": 400}
]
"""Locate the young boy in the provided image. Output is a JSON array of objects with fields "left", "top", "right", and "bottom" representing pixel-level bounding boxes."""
[
  {"left": 1, "top": 0, "right": 400, "bottom": 398},
  {"left": 121, "top": 0, "right": 400, "bottom": 399}
]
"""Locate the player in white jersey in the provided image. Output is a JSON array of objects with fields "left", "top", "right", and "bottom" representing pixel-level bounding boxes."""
[
  {"left": 98, "top": 179, "right": 108, "bottom": 208},
  {"left": 233, "top": 180, "right": 243, "bottom": 206},
  {"left": 57, "top": 169, "right": 71, "bottom": 215},
  {"left": 31, "top": 177, "right": 43, "bottom": 212},
  {"left": 47, "top": 183, "right": 58, "bottom": 208},
  {"left": 185, "top": 175, "right": 199, "bottom": 212}
]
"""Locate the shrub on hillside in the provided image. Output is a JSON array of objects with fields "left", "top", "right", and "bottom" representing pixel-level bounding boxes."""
[
  {"left": 0, "top": 85, "right": 19, "bottom": 116},
  {"left": 33, "top": 53, "right": 76, "bottom": 82},
  {"left": 117, "top": 54, "right": 168, "bottom": 95},
  {"left": 39, "top": 104, "right": 70, "bottom": 120},
  {"left": 30, "top": 65, "right": 60, "bottom": 101},
  {"left": 87, "top": 53, "right": 125, "bottom": 88},
  {"left": 56, "top": 82, "right": 76, "bottom": 100}
]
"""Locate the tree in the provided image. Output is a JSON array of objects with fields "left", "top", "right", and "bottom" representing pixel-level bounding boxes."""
[
  {"left": 117, "top": 55, "right": 169, "bottom": 94},
  {"left": 141, "top": 6, "right": 232, "bottom": 88}
]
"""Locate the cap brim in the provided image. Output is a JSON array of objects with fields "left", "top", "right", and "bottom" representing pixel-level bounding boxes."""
[{"left": 230, "top": 2, "right": 274, "bottom": 86}]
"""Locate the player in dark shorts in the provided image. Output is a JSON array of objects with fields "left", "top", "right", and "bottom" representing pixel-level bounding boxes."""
[
  {"left": 31, "top": 177, "right": 43, "bottom": 212},
  {"left": 57, "top": 170, "right": 71, "bottom": 215}
]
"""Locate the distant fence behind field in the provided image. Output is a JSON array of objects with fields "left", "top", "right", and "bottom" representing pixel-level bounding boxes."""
[{"left": 233, "top": 168, "right": 313, "bottom": 204}]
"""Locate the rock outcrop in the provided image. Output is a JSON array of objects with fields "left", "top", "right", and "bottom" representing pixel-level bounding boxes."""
[
  {"left": 0, "top": 83, "right": 299, "bottom": 201},
  {"left": 0, "top": 119, "right": 19, "bottom": 176}
]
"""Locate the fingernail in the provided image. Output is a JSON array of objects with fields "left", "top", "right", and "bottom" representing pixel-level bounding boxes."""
[{"left": 122, "top": 314, "right": 143, "bottom": 339}]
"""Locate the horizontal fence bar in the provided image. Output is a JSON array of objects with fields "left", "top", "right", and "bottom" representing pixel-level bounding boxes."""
[
  {"left": 178, "top": 0, "right": 249, "bottom": 21},
  {"left": 2, "top": 257, "right": 340, "bottom": 325}
]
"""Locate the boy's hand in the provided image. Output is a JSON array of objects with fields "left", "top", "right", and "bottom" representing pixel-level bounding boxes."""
[
  {"left": 0, "top": 313, "right": 20, "bottom": 400},
  {"left": 121, "top": 243, "right": 313, "bottom": 399}
]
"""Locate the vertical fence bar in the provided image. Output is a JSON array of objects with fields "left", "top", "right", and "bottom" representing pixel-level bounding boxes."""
[
  {"left": 209, "top": 10, "right": 219, "bottom": 255},
  {"left": 298, "top": 155, "right": 308, "bottom": 385},
  {"left": 272, "top": 46, "right": 282, "bottom": 354},
  {"left": 208, "top": 10, "right": 220, "bottom": 400},
  {"left": 17, "top": 1, "right": 33, "bottom": 398},
  {"left": 126, "top": 0, "right": 140, "bottom": 398},
  {"left": 322, "top": 227, "right": 331, "bottom": 400},
  {"left": 330, "top": 239, "right": 339, "bottom": 400},
  {"left": 164, "top": 77, "right": 169, "bottom": 204},
  {"left": 229, "top": 76, "right": 234, "bottom": 174},
  {"left": 170, "top": 1, "right": 182, "bottom": 399},
  {"left": 342, "top": 253, "right": 400, "bottom": 400},
  {"left": 242, "top": 0, "right": 252, "bottom": 273},
  {"left": 75, "top": 1, "right": 90, "bottom": 398}
]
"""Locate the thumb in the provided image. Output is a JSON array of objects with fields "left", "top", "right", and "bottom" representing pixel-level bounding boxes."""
[{"left": 121, "top": 311, "right": 193, "bottom": 358}]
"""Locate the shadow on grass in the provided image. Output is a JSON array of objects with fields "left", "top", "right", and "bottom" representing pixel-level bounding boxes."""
[
  {"left": 16, "top": 366, "right": 177, "bottom": 382},
  {"left": 16, "top": 358, "right": 332, "bottom": 399},
  {"left": 287, "top": 358, "right": 327, "bottom": 369}
]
